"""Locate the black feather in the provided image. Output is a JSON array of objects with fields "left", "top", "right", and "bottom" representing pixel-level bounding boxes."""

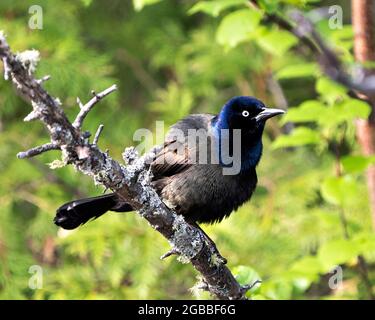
[{"left": 54, "top": 193, "right": 133, "bottom": 229}]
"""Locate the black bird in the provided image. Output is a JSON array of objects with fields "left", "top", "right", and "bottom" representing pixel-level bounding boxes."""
[{"left": 55, "top": 96, "right": 284, "bottom": 234}]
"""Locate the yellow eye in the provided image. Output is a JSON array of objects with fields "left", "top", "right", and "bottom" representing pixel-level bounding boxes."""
[{"left": 242, "top": 110, "right": 250, "bottom": 117}]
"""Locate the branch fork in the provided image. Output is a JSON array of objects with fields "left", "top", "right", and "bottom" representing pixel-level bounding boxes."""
[{"left": 72, "top": 84, "right": 117, "bottom": 129}]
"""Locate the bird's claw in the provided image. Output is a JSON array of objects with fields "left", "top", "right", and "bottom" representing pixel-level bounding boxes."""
[{"left": 240, "top": 279, "right": 262, "bottom": 295}]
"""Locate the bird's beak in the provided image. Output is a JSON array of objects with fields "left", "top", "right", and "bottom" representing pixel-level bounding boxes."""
[{"left": 255, "top": 108, "right": 285, "bottom": 122}]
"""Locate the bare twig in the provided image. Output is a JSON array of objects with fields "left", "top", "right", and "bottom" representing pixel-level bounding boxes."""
[
  {"left": 160, "top": 247, "right": 180, "bottom": 260},
  {"left": 23, "top": 110, "right": 40, "bottom": 122},
  {"left": 17, "top": 142, "right": 60, "bottom": 159},
  {"left": 267, "top": 74, "right": 293, "bottom": 134},
  {"left": 0, "top": 33, "right": 246, "bottom": 300},
  {"left": 36, "top": 75, "right": 51, "bottom": 84},
  {"left": 76, "top": 97, "right": 84, "bottom": 109},
  {"left": 93, "top": 124, "right": 104, "bottom": 145},
  {"left": 2, "top": 56, "right": 10, "bottom": 80},
  {"left": 72, "top": 84, "right": 117, "bottom": 129},
  {"left": 289, "top": 10, "right": 375, "bottom": 96}
]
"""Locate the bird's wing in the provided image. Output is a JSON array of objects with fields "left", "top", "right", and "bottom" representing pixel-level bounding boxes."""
[
  {"left": 151, "top": 139, "right": 191, "bottom": 178},
  {"left": 151, "top": 114, "right": 215, "bottom": 180}
]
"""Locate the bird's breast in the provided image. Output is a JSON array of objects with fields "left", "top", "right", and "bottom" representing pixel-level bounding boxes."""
[{"left": 156, "top": 164, "right": 257, "bottom": 224}]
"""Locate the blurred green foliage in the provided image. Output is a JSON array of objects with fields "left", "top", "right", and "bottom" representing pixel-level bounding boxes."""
[{"left": 0, "top": 0, "right": 374, "bottom": 300}]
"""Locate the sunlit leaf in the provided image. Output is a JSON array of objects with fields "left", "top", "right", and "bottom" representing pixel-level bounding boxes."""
[
  {"left": 257, "top": 29, "right": 298, "bottom": 56},
  {"left": 133, "top": 0, "right": 162, "bottom": 11},
  {"left": 290, "top": 256, "right": 323, "bottom": 277},
  {"left": 316, "top": 77, "right": 347, "bottom": 104},
  {"left": 338, "top": 99, "right": 371, "bottom": 120},
  {"left": 341, "top": 155, "right": 375, "bottom": 174},
  {"left": 318, "top": 99, "right": 371, "bottom": 127},
  {"left": 256, "top": 0, "right": 278, "bottom": 13},
  {"left": 318, "top": 239, "right": 361, "bottom": 272},
  {"left": 257, "top": 0, "right": 320, "bottom": 13},
  {"left": 352, "top": 232, "right": 375, "bottom": 257},
  {"left": 216, "top": 9, "right": 262, "bottom": 48},
  {"left": 80, "top": 0, "right": 92, "bottom": 7},
  {"left": 233, "top": 265, "right": 262, "bottom": 295},
  {"left": 321, "top": 176, "right": 361, "bottom": 206},
  {"left": 272, "top": 127, "right": 320, "bottom": 149},
  {"left": 281, "top": 100, "right": 327, "bottom": 124},
  {"left": 189, "top": 0, "right": 246, "bottom": 17},
  {"left": 285, "top": 97, "right": 371, "bottom": 128},
  {"left": 275, "top": 63, "right": 318, "bottom": 79}
]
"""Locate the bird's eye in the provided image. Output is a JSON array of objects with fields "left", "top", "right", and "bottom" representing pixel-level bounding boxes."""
[{"left": 242, "top": 110, "right": 250, "bottom": 117}]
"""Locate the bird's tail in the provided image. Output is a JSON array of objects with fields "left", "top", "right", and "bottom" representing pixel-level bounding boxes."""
[{"left": 54, "top": 193, "right": 133, "bottom": 230}]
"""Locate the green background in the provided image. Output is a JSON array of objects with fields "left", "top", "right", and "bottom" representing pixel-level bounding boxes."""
[{"left": 0, "top": 0, "right": 374, "bottom": 299}]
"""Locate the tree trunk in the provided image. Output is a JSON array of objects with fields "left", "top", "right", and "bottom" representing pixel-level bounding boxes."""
[{"left": 352, "top": 0, "right": 375, "bottom": 230}]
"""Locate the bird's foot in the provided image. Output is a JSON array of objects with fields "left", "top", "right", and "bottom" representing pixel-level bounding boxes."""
[{"left": 240, "top": 280, "right": 262, "bottom": 296}]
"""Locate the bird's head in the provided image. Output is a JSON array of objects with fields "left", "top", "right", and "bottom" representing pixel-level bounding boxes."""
[
  {"left": 213, "top": 96, "right": 285, "bottom": 172},
  {"left": 216, "top": 96, "right": 285, "bottom": 135}
]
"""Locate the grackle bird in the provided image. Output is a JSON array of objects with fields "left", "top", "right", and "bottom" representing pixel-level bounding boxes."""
[{"left": 55, "top": 97, "right": 284, "bottom": 236}]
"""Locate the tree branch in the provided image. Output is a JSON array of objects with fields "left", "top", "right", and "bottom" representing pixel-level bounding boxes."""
[
  {"left": 73, "top": 85, "right": 118, "bottom": 129},
  {"left": 0, "top": 33, "right": 250, "bottom": 300},
  {"left": 93, "top": 124, "right": 104, "bottom": 145},
  {"left": 17, "top": 142, "right": 60, "bottom": 159},
  {"left": 249, "top": 1, "right": 375, "bottom": 100}
]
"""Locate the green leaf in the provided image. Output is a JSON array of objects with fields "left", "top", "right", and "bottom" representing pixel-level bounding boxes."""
[
  {"left": 331, "top": 26, "right": 354, "bottom": 43},
  {"left": 321, "top": 176, "right": 361, "bottom": 206},
  {"left": 133, "top": 0, "right": 162, "bottom": 11},
  {"left": 216, "top": 9, "right": 262, "bottom": 48},
  {"left": 256, "top": 0, "right": 278, "bottom": 13},
  {"left": 338, "top": 99, "right": 371, "bottom": 120},
  {"left": 189, "top": 0, "right": 246, "bottom": 17},
  {"left": 290, "top": 256, "right": 323, "bottom": 278},
  {"left": 285, "top": 97, "right": 371, "bottom": 128},
  {"left": 341, "top": 155, "right": 375, "bottom": 174},
  {"left": 275, "top": 63, "right": 318, "bottom": 79},
  {"left": 80, "top": 0, "right": 92, "bottom": 6},
  {"left": 318, "top": 239, "right": 361, "bottom": 272},
  {"left": 316, "top": 99, "right": 371, "bottom": 127},
  {"left": 352, "top": 232, "right": 375, "bottom": 256},
  {"left": 316, "top": 78, "right": 347, "bottom": 104},
  {"left": 281, "top": 100, "right": 327, "bottom": 124},
  {"left": 233, "top": 265, "right": 262, "bottom": 294},
  {"left": 272, "top": 127, "right": 320, "bottom": 149},
  {"left": 257, "top": 29, "right": 298, "bottom": 56},
  {"left": 283, "top": 256, "right": 323, "bottom": 293},
  {"left": 257, "top": 0, "right": 319, "bottom": 12}
]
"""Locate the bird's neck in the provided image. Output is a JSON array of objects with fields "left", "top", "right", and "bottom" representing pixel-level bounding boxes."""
[
  {"left": 212, "top": 116, "right": 263, "bottom": 173},
  {"left": 242, "top": 140, "right": 263, "bottom": 170}
]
